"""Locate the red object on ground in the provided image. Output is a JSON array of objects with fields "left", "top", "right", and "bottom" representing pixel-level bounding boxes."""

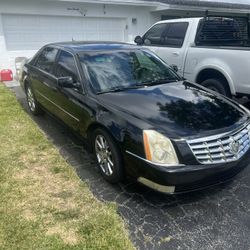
[{"left": 0, "top": 69, "right": 13, "bottom": 81}]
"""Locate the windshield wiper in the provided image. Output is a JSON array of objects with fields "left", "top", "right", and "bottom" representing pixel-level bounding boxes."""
[
  {"left": 135, "top": 79, "right": 179, "bottom": 87},
  {"left": 96, "top": 79, "right": 179, "bottom": 94},
  {"left": 96, "top": 85, "right": 140, "bottom": 95}
]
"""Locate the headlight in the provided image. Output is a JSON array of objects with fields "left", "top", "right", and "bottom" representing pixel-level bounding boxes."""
[{"left": 143, "top": 130, "right": 179, "bottom": 165}]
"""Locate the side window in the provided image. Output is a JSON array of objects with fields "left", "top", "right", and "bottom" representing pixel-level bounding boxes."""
[
  {"left": 163, "top": 22, "right": 189, "bottom": 47},
  {"left": 55, "top": 50, "right": 79, "bottom": 83},
  {"left": 143, "top": 23, "right": 168, "bottom": 46},
  {"left": 35, "top": 47, "right": 58, "bottom": 74}
]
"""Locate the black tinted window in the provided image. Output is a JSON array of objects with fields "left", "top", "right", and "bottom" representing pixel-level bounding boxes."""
[
  {"left": 55, "top": 50, "right": 79, "bottom": 83},
  {"left": 163, "top": 22, "right": 188, "bottom": 47},
  {"left": 143, "top": 23, "right": 168, "bottom": 46},
  {"left": 196, "top": 17, "right": 249, "bottom": 46},
  {"left": 36, "top": 47, "right": 58, "bottom": 74}
]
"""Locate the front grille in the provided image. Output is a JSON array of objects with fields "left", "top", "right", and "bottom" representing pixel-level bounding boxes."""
[{"left": 187, "top": 123, "right": 250, "bottom": 164}]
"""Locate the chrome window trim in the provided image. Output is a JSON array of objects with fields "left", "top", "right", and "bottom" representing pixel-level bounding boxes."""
[
  {"left": 126, "top": 150, "right": 185, "bottom": 167},
  {"left": 35, "top": 90, "right": 80, "bottom": 122}
]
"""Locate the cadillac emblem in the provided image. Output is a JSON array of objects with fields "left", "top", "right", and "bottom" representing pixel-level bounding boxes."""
[{"left": 229, "top": 139, "right": 240, "bottom": 155}]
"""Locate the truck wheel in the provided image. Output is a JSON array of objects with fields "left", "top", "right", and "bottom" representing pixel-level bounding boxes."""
[
  {"left": 201, "top": 78, "right": 231, "bottom": 98},
  {"left": 93, "top": 128, "right": 124, "bottom": 183}
]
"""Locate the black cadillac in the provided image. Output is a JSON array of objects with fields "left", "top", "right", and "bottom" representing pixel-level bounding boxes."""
[{"left": 20, "top": 42, "right": 250, "bottom": 194}]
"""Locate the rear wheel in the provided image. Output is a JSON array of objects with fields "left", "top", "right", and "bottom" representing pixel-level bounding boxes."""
[
  {"left": 200, "top": 78, "right": 231, "bottom": 98},
  {"left": 25, "top": 84, "right": 44, "bottom": 115},
  {"left": 93, "top": 128, "right": 124, "bottom": 183}
]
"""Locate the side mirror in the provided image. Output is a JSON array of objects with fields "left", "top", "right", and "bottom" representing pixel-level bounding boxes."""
[
  {"left": 57, "top": 76, "right": 74, "bottom": 88},
  {"left": 134, "top": 35, "right": 143, "bottom": 45},
  {"left": 170, "top": 64, "right": 178, "bottom": 73}
]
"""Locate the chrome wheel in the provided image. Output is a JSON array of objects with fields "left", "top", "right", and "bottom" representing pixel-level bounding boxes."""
[
  {"left": 27, "top": 87, "right": 36, "bottom": 112},
  {"left": 95, "top": 135, "right": 114, "bottom": 176}
]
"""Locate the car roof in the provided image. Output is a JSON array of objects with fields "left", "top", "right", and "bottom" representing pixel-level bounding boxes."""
[{"left": 48, "top": 41, "right": 139, "bottom": 54}]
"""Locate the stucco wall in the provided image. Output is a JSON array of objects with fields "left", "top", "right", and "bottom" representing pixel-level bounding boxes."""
[{"left": 0, "top": 0, "right": 158, "bottom": 75}]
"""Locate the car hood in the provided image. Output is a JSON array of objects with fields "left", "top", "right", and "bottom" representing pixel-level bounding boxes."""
[{"left": 97, "top": 81, "right": 249, "bottom": 139}]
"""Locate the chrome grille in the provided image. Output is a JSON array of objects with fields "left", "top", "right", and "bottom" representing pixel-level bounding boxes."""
[{"left": 187, "top": 123, "right": 250, "bottom": 164}]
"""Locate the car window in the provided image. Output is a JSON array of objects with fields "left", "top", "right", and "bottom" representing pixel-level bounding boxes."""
[
  {"left": 143, "top": 23, "right": 168, "bottom": 46},
  {"left": 162, "top": 22, "right": 189, "bottom": 47},
  {"left": 55, "top": 50, "right": 79, "bottom": 83},
  {"left": 79, "top": 50, "right": 180, "bottom": 93},
  {"left": 35, "top": 47, "right": 58, "bottom": 74},
  {"left": 136, "top": 52, "right": 163, "bottom": 74}
]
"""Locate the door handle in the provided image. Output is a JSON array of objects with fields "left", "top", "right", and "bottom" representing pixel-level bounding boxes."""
[
  {"left": 172, "top": 52, "right": 180, "bottom": 56},
  {"left": 42, "top": 81, "right": 50, "bottom": 87},
  {"left": 43, "top": 81, "right": 57, "bottom": 92}
]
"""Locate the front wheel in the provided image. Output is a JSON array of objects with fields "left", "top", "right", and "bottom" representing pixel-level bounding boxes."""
[
  {"left": 25, "top": 84, "right": 44, "bottom": 115},
  {"left": 93, "top": 129, "right": 124, "bottom": 183},
  {"left": 200, "top": 78, "right": 231, "bottom": 98}
]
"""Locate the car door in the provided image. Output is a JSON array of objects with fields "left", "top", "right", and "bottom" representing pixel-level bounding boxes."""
[
  {"left": 142, "top": 23, "right": 168, "bottom": 55},
  {"left": 53, "top": 49, "right": 90, "bottom": 131},
  {"left": 29, "top": 46, "right": 59, "bottom": 115},
  {"left": 156, "top": 22, "right": 189, "bottom": 76}
]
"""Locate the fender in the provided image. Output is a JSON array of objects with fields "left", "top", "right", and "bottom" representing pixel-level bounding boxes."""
[{"left": 193, "top": 60, "right": 235, "bottom": 95}]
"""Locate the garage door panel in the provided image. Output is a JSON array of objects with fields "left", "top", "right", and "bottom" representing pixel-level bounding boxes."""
[{"left": 2, "top": 14, "right": 126, "bottom": 50}]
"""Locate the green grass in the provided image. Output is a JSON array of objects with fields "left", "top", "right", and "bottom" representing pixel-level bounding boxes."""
[{"left": 0, "top": 84, "right": 134, "bottom": 250}]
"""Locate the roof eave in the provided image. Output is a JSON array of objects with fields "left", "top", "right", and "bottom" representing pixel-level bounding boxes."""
[
  {"left": 152, "top": 3, "right": 250, "bottom": 13},
  {"left": 48, "top": 0, "right": 161, "bottom": 7}
]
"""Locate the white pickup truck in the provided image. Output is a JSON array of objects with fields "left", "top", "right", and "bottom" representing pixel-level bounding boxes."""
[{"left": 135, "top": 17, "right": 250, "bottom": 98}]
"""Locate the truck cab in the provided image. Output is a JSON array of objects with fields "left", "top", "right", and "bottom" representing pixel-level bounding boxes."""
[{"left": 135, "top": 17, "right": 250, "bottom": 98}]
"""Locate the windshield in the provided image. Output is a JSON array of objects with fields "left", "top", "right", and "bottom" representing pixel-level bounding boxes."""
[{"left": 79, "top": 49, "right": 181, "bottom": 93}]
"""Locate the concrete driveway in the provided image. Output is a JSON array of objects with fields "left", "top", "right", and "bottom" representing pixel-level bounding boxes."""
[{"left": 11, "top": 85, "right": 250, "bottom": 250}]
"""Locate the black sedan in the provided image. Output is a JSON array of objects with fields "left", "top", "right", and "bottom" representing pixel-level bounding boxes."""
[{"left": 20, "top": 42, "right": 250, "bottom": 194}]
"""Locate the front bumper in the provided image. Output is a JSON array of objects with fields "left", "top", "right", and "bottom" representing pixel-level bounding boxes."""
[{"left": 125, "top": 148, "right": 250, "bottom": 194}]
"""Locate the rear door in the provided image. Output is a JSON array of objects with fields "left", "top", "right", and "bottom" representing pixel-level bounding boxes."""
[{"left": 30, "top": 46, "right": 59, "bottom": 114}]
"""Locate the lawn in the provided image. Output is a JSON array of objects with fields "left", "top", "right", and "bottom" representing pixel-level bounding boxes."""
[{"left": 0, "top": 84, "right": 134, "bottom": 250}]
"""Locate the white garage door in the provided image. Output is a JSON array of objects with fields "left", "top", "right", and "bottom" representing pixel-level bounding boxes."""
[{"left": 2, "top": 14, "right": 126, "bottom": 50}]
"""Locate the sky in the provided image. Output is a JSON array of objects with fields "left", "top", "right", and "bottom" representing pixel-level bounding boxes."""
[{"left": 203, "top": 0, "right": 250, "bottom": 3}]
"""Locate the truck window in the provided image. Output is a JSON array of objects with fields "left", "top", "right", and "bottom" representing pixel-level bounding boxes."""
[
  {"left": 196, "top": 17, "right": 249, "bottom": 46},
  {"left": 162, "top": 22, "right": 189, "bottom": 48},
  {"left": 143, "top": 23, "right": 168, "bottom": 46}
]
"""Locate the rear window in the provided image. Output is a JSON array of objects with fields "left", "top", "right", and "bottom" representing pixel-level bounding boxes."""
[{"left": 196, "top": 17, "right": 250, "bottom": 46}]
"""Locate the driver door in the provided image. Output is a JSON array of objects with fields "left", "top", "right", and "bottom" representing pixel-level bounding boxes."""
[
  {"left": 142, "top": 23, "right": 168, "bottom": 55},
  {"left": 52, "top": 50, "right": 86, "bottom": 131}
]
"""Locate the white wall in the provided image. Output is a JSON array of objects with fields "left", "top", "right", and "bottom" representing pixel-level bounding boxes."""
[{"left": 0, "top": 0, "right": 158, "bottom": 75}]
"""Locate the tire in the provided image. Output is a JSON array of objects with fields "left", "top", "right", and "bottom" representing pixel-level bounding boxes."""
[
  {"left": 25, "top": 83, "right": 44, "bottom": 116},
  {"left": 92, "top": 128, "right": 124, "bottom": 183},
  {"left": 200, "top": 78, "right": 231, "bottom": 98}
]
